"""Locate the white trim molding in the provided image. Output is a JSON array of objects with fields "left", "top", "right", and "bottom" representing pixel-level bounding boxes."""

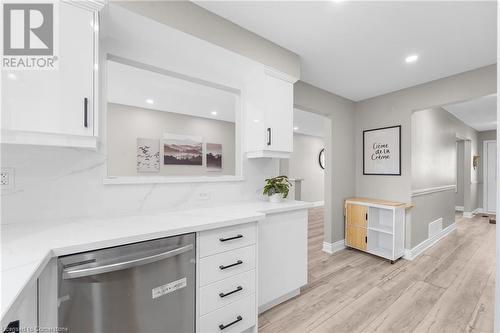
[
  {"left": 404, "top": 222, "right": 457, "bottom": 260},
  {"left": 483, "top": 139, "right": 497, "bottom": 214},
  {"left": 455, "top": 206, "right": 464, "bottom": 212},
  {"left": 311, "top": 201, "right": 325, "bottom": 208},
  {"left": 463, "top": 211, "right": 474, "bottom": 218},
  {"left": 103, "top": 175, "right": 245, "bottom": 185},
  {"left": 411, "top": 185, "right": 457, "bottom": 197},
  {"left": 322, "top": 240, "right": 346, "bottom": 254},
  {"left": 464, "top": 208, "right": 483, "bottom": 218}
]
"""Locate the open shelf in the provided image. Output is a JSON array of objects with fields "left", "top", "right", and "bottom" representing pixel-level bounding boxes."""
[
  {"left": 368, "top": 207, "right": 394, "bottom": 232},
  {"left": 368, "top": 246, "right": 393, "bottom": 259},
  {"left": 368, "top": 225, "right": 393, "bottom": 235},
  {"left": 367, "top": 228, "right": 393, "bottom": 260}
]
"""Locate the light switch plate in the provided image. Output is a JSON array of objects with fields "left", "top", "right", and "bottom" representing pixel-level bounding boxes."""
[
  {"left": 197, "top": 192, "right": 210, "bottom": 201},
  {"left": 1, "top": 167, "right": 15, "bottom": 191}
]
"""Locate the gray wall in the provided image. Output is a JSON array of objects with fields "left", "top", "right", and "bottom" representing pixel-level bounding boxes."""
[
  {"left": 354, "top": 64, "right": 496, "bottom": 248},
  {"left": 478, "top": 130, "right": 497, "bottom": 208},
  {"left": 115, "top": 1, "right": 300, "bottom": 78},
  {"left": 294, "top": 81, "right": 355, "bottom": 244},
  {"left": 107, "top": 103, "right": 235, "bottom": 176},
  {"left": 283, "top": 133, "right": 325, "bottom": 202},
  {"left": 411, "top": 107, "right": 478, "bottom": 247}
]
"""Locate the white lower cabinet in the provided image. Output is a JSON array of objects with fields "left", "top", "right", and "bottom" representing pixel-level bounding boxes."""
[
  {"left": 197, "top": 222, "right": 258, "bottom": 333},
  {"left": 199, "top": 295, "right": 256, "bottom": 333},
  {"left": 199, "top": 270, "right": 256, "bottom": 316},
  {"left": 199, "top": 245, "right": 256, "bottom": 286},
  {"left": 258, "top": 209, "right": 308, "bottom": 312},
  {"left": 0, "top": 281, "right": 37, "bottom": 332}
]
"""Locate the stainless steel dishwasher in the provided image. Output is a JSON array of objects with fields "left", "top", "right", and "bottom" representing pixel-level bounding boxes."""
[{"left": 57, "top": 233, "right": 195, "bottom": 333}]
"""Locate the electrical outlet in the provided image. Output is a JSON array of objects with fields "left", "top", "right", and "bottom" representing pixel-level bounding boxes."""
[
  {"left": 1, "top": 167, "right": 14, "bottom": 191},
  {"left": 197, "top": 192, "right": 210, "bottom": 201}
]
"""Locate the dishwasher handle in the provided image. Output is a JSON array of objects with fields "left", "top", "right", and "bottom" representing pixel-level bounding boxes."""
[{"left": 62, "top": 244, "right": 193, "bottom": 279}]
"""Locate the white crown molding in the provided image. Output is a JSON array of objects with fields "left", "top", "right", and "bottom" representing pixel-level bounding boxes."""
[{"left": 411, "top": 185, "right": 456, "bottom": 197}]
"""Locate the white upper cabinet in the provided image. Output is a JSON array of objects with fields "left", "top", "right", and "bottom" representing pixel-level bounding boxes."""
[
  {"left": 244, "top": 68, "right": 297, "bottom": 158},
  {"left": 1, "top": 2, "right": 100, "bottom": 148}
]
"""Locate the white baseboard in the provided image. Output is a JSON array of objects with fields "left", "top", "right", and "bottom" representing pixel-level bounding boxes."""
[
  {"left": 463, "top": 208, "right": 483, "bottom": 218},
  {"left": 258, "top": 288, "right": 300, "bottom": 314},
  {"left": 475, "top": 208, "right": 486, "bottom": 214},
  {"left": 455, "top": 206, "right": 464, "bottom": 212},
  {"left": 403, "top": 222, "right": 457, "bottom": 260},
  {"left": 322, "top": 239, "right": 346, "bottom": 254},
  {"left": 463, "top": 211, "right": 474, "bottom": 218}
]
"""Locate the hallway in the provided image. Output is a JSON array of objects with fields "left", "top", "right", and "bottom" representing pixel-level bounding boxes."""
[{"left": 258, "top": 207, "right": 495, "bottom": 333}]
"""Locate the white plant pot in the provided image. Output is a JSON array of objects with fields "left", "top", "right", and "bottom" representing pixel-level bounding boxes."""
[{"left": 269, "top": 193, "right": 283, "bottom": 203}]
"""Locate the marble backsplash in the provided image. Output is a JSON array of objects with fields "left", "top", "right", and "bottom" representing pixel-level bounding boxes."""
[{"left": 1, "top": 144, "right": 278, "bottom": 225}]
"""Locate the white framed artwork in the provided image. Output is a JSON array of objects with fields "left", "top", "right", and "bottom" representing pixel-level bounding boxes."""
[{"left": 137, "top": 138, "right": 160, "bottom": 173}]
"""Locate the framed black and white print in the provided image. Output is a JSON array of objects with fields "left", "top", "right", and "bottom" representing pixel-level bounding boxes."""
[{"left": 363, "top": 125, "right": 401, "bottom": 176}]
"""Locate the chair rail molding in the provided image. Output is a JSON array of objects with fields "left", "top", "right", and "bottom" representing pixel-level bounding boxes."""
[{"left": 411, "top": 185, "right": 457, "bottom": 197}]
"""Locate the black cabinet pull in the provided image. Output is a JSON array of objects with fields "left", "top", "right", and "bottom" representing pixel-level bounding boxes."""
[
  {"left": 219, "top": 315, "right": 242, "bottom": 330},
  {"left": 267, "top": 128, "right": 272, "bottom": 146},
  {"left": 219, "top": 260, "right": 243, "bottom": 270},
  {"left": 83, "top": 97, "right": 88, "bottom": 128},
  {"left": 219, "top": 234, "right": 243, "bottom": 242},
  {"left": 219, "top": 286, "right": 243, "bottom": 298}
]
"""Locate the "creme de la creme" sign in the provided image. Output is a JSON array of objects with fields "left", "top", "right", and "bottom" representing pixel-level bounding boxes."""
[{"left": 363, "top": 125, "right": 401, "bottom": 175}]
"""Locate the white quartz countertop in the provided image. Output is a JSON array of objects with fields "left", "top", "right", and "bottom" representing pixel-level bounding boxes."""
[{"left": 1, "top": 200, "right": 313, "bottom": 320}]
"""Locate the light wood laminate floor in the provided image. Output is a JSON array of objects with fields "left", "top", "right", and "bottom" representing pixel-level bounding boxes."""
[{"left": 258, "top": 207, "right": 495, "bottom": 333}]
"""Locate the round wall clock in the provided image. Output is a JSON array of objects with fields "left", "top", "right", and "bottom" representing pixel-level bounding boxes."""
[{"left": 319, "top": 148, "right": 325, "bottom": 169}]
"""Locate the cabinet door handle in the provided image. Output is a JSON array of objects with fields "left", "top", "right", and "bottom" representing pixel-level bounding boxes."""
[
  {"left": 219, "top": 260, "right": 243, "bottom": 270},
  {"left": 219, "top": 234, "right": 243, "bottom": 242},
  {"left": 219, "top": 286, "right": 243, "bottom": 298},
  {"left": 219, "top": 315, "right": 243, "bottom": 330},
  {"left": 83, "top": 97, "right": 88, "bottom": 128},
  {"left": 267, "top": 127, "right": 272, "bottom": 146}
]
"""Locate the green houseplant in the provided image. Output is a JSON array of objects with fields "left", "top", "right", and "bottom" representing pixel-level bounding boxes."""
[{"left": 263, "top": 175, "right": 292, "bottom": 203}]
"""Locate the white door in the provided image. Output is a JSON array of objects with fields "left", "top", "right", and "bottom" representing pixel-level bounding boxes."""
[
  {"left": 486, "top": 141, "right": 497, "bottom": 213},
  {"left": 1, "top": 2, "right": 95, "bottom": 136}
]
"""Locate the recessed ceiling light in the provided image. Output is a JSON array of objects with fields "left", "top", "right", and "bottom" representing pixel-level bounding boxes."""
[
  {"left": 145, "top": 99, "right": 154, "bottom": 104},
  {"left": 7, "top": 73, "right": 17, "bottom": 80},
  {"left": 211, "top": 111, "right": 218, "bottom": 116},
  {"left": 253, "top": 119, "right": 259, "bottom": 123},
  {"left": 405, "top": 54, "right": 419, "bottom": 63},
  {"left": 293, "top": 126, "right": 299, "bottom": 131}
]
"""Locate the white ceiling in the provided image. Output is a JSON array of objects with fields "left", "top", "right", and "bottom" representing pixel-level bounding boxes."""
[
  {"left": 107, "top": 60, "right": 237, "bottom": 122},
  {"left": 293, "top": 109, "right": 328, "bottom": 138},
  {"left": 195, "top": 1, "right": 497, "bottom": 101},
  {"left": 443, "top": 94, "right": 497, "bottom": 132}
]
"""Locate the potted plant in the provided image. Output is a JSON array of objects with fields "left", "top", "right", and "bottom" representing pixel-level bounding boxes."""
[{"left": 263, "top": 175, "right": 292, "bottom": 203}]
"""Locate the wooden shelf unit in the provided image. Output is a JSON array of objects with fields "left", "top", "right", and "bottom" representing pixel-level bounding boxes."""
[{"left": 344, "top": 198, "right": 410, "bottom": 263}]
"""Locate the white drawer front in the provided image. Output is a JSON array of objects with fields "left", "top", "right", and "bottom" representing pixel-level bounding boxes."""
[
  {"left": 200, "top": 269, "right": 256, "bottom": 316},
  {"left": 199, "top": 223, "right": 256, "bottom": 258},
  {"left": 199, "top": 294, "right": 256, "bottom": 333},
  {"left": 199, "top": 245, "right": 256, "bottom": 286}
]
